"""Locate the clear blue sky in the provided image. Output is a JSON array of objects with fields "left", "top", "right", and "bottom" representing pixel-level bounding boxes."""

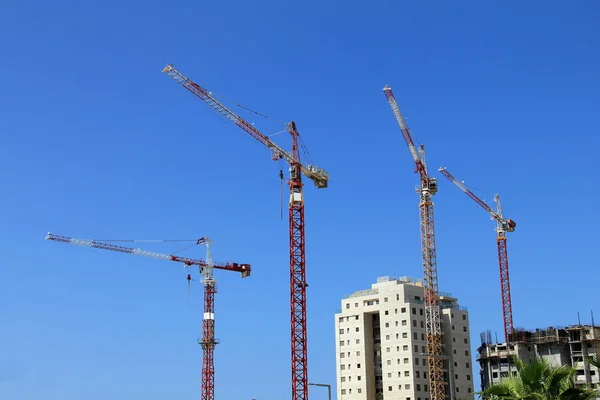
[{"left": 1, "top": 1, "right": 599, "bottom": 399}]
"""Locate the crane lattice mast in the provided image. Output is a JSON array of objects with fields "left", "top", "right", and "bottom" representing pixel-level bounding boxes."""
[
  {"left": 438, "top": 167, "right": 516, "bottom": 341},
  {"left": 383, "top": 85, "right": 446, "bottom": 400},
  {"left": 45, "top": 233, "right": 251, "bottom": 400},
  {"left": 162, "top": 64, "right": 328, "bottom": 400}
]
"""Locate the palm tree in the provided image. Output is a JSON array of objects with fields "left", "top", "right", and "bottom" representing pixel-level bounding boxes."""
[
  {"left": 588, "top": 355, "right": 600, "bottom": 371},
  {"left": 480, "top": 357, "right": 598, "bottom": 400}
]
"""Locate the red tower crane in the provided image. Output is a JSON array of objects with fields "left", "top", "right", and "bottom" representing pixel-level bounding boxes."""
[
  {"left": 383, "top": 85, "right": 446, "bottom": 400},
  {"left": 45, "top": 233, "right": 251, "bottom": 400},
  {"left": 162, "top": 64, "right": 329, "bottom": 400},
  {"left": 438, "top": 167, "right": 516, "bottom": 341}
]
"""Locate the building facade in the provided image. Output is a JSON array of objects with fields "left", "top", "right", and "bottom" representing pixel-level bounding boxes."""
[
  {"left": 477, "top": 325, "right": 600, "bottom": 391},
  {"left": 335, "top": 276, "right": 474, "bottom": 400}
]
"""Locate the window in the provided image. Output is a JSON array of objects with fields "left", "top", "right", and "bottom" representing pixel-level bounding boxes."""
[
  {"left": 397, "top": 294, "right": 400, "bottom": 300},
  {"left": 422, "top": 346, "right": 426, "bottom": 353},
  {"left": 462, "top": 314, "right": 466, "bottom": 320},
  {"left": 424, "top": 372, "right": 427, "bottom": 379},
  {"left": 424, "top": 385, "right": 428, "bottom": 392},
  {"left": 414, "top": 345, "right": 419, "bottom": 352},
  {"left": 455, "top": 374, "right": 458, "bottom": 379},
  {"left": 402, "top": 320, "right": 407, "bottom": 326},
  {"left": 421, "top": 333, "right": 425, "bottom": 340},
  {"left": 465, "top": 350, "right": 469, "bottom": 356},
  {"left": 451, "top": 313, "right": 455, "bottom": 318},
  {"left": 356, "top": 351, "right": 361, "bottom": 356},
  {"left": 401, "top": 307, "right": 406, "bottom": 313},
  {"left": 452, "top": 337, "right": 455, "bottom": 342},
  {"left": 413, "top": 332, "right": 418, "bottom": 340},
  {"left": 385, "top": 310, "right": 389, "bottom": 315},
  {"left": 341, "top": 365, "right": 346, "bottom": 370},
  {"left": 340, "top": 353, "right": 345, "bottom": 358},
  {"left": 403, "top": 332, "right": 408, "bottom": 338},
  {"left": 341, "top": 376, "right": 346, "bottom": 382},
  {"left": 404, "top": 358, "right": 409, "bottom": 364},
  {"left": 355, "top": 315, "right": 359, "bottom": 320},
  {"left": 396, "top": 333, "right": 400, "bottom": 339},
  {"left": 452, "top": 325, "right": 455, "bottom": 330},
  {"left": 349, "top": 389, "right": 352, "bottom": 394},
  {"left": 356, "top": 339, "right": 360, "bottom": 344},
  {"left": 467, "top": 375, "right": 471, "bottom": 381},
  {"left": 403, "top": 345, "right": 409, "bottom": 351},
  {"left": 395, "top": 308, "right": 398, "bottom": 314},
  {"left": 357, "top": 363, "right": 361, "bottom": 368},
  {"left": 466, "top": 362, "right": 470, "bottom": 368},
  {"left": 396, "top": 321, "right": 399, "bottom": 327},
  {"left": 492, "top": 372, "right": 498, "bottom": 378},
  {"left": 355, "top": 303, "right": 358, "bottom": 307},
  {"left": 413, "top": 320, "right": 417, "bottom": 327},
  {"left": 341, "top": 389, "right": 346, "bottom": 395},
  {"left": 456, "top": 387, "right": 460, "bottom": 393},
  {"left": 464, "top": 338, "right": 468, "bottom": 344},
  {"left": 415, "top": 296, "right": 421, "bottom": 300},
  {"left": 397, "top": 359, "right": 401, "bottom": 364},
  {"left": 416, "top": 370, "right": 420, "bottom": 378},
  {"left": 386, "top": 347, "right": 391, "bottom": 353},
  {"left": 387, "top": 360, "right": 392, "bottom": 365},
  {"left": 417, "top": 384, "right": 421, "bottom": 391},
  {"left": 468, "top": 388, "right": 472, "bottom": 394},
  {"left": 405, "top": 371, "right": 410, "bottom": 377},
  {"left": 415, "top": 358, "right": 419, "bottom": 365},
  {"left": 358, "top": 388, "right": 362, "bottom": 393},
  {"left": 339, "top": 329, "right": 344, "bottom": 334},
  {"left": 420, "top": 321, "right": 424, "bottom": 328},
  {"left": 340, "top": 341, "right": 344, "bottom": 346},
  {"left": 388, "top": 372, "right": 392, "bottom": 378},
  {"left": 453, "top": 350, "right": 456, "bottom": 355},
  {"left": 356, "top": 327, "right": 360, "bottom": 332},
  {"left": 420, "top": 308, "right": 423, "bottom": 315},
  {"left": 345, "top": 304, "right": 350, "bottom": 309},
  {"left": 463, "top": 326, "right": 467, "bottom": 332},
  {"left": 405, "top": 384, "right": 411, "bottom": 390},
  {"left": 358, "top": 376, "right": 361, "bottom": 381},
  {"left": 397, "top": 346, "right": 400, "bottom": 351},
  {"left": 349, "top": 376, "right": 352, "bottom": 382},
  {"left": 385, "top": 323, "right": 390, "bottom": 328},
  {"left": 412, "top": 307, "right": 417, "bottom": 314},
  {"left": 398, "top": 372, "right": 402, "bottom": 377},
  {"left": 454, "top": 362, "right": 457, "bottom": 367},
  {"left": 386, "top": 334, "right": 390, "bottom": 340},
  {"left": 385, "top": 297, "right": 388, "bottom": 302},
  {"left": 389, "top": 386, "right": 393, "bottom": 392}
]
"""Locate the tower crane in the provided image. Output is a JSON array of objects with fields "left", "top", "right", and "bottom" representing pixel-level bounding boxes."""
[
  {"left": 383, "top": 85, "right": 446, "bottom": 400},
  {"left": 162, "top": 64, "right": 328, "bottom": 400},
  {"left": 438, "top": 167, "right": 516, "bottom": 341},
  {"left": 45, "top": 233, "right": 251, "bottom": 400}
]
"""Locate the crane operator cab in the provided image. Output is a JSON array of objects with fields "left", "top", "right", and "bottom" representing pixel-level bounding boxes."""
[{"left": 505, "top": 219, "right": 516, "bottom": 232}]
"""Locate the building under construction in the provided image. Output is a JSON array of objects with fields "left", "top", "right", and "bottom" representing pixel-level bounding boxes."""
[{"left": 477, "top": 324, "right": 600, "bottom": 391}]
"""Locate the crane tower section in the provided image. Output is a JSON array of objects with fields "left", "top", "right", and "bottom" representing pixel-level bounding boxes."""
[
  {"left": 383, "top": 85, "right": 445, "bottom": 400},
  {"left": 438, "top": 168, "right": 516, "bottom": 341}
]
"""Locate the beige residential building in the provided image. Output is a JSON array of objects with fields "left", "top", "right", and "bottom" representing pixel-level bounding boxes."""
[{"left": 335, "top": 276, "right": 474, "bottom": 400}]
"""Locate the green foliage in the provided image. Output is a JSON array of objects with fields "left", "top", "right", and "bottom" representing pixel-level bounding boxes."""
[{"left": 478, "top": 357, "right": 598, "bottom": 400}]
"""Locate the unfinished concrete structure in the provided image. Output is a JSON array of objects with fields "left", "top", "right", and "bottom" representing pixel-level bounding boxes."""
[
  {"left": 335, "top": 276, "right": 474, "bottom": 400},
  {"left": 477, "top": 325, "right": 600, "bottom": 391}
]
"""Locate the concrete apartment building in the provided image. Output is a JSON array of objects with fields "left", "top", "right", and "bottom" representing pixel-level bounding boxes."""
[
  {"left": 335, "top": 276, "right": 474, "bottom": 400},
  {"left": 477, "top": 325, "right": 600, "bottom": 391}
]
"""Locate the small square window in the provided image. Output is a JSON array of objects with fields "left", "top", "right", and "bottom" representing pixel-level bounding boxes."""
[
  {"left": 403, "top": 332, "right": 408, "bottom": 338},
  {"left": 345, "top": 304, "right": 350, "bottom": 309},
  {"left": 389, "top": 386, "right": 393, "bottom": 392},
  {"left": 404, "top": 358, "right": 409, "bottom": 364},
  {"left": 401, "top": 307, "right": 406, "bottom": 313},
  {"left": 405, "top": 384, "right": 411, "bottom": 390},
  {"left": 385, "top": 310, "right": 389, "bottom": 315},
  {"left": 405, "top": 371, "right": 410, "bottom": 377},
  {"left": 402, "top": 320, "right": 407, "bottom": 326},
  {"left": 413, "top": 320, "right": 417, "bottom": 327},
  {"left": 463, "top": 326, "right": 467, "bottom": 332},
  {"left": 356, "top": 327, "right": 359, "bottom": 332},
  {"left": 412, "top": 307, "right": 417, "bottom": 314},
  {"left": 464, "top": 338, "right": 468, "bottom": 344},
  {"left": 384, "top": 297, "right": 388, "bottom": 302},
  {"left": 462, "top": 314, "right": 466, "bottom": 320}
]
